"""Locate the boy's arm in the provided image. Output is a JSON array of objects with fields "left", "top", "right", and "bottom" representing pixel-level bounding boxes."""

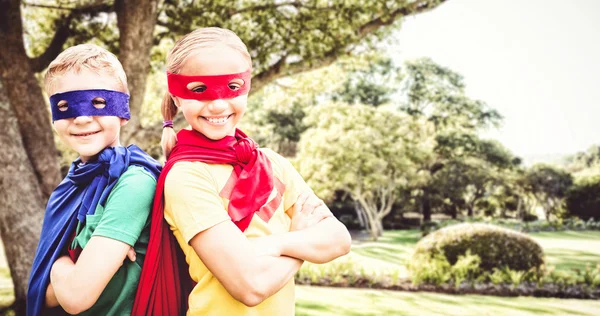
[
  {"left": 49, "top": 167, "right": 156, "bottom": 314},
  {"left": 45, "top": 283, "right": 59, "bottom": 308},
  {"left": 50, "top": 237, "right": 132, "bottom": 314},
  {"left": 45, "top": 248, "right": 136, "bottom": 309}
]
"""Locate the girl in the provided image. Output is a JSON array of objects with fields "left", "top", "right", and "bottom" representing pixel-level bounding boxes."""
[{"left": 134, "top": 27, "right": 351, "bottom": 316}]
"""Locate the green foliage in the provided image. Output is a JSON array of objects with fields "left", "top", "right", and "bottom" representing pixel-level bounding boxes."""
[
  {"left": 158, "top": 1, "right": 437, "bottom": 75},
  {"left": 564, "top": 144, "right": 600, "bottom": 178},
  {"left": 297, "top": 103, "right": 433, "bottom": 200},
  {"left": 409, "top": 251, "right": 481, "bottom": 287},
  {"left": 566, "top": 175, "right": 600, "bottom": 221},
  {"left": 524, "top": 164, "right": 574, "bottom": 220},
  {"left": 329, "top": 56, "right": 402, "bottom": 107},
  {"left": 412, "top": 223, "right": 545, "bottom": 272},
  {"left": 450, "top": 251, "right": 482, "bottom": 287},
  {"left": 489, "top": 266, "right": 541, "bottom": 287},
  {"left": 425, "top": 218, "right": 600, "bottom": 238},
  {"left": 401, "top": 57, "right": 502, "bottom": 131},
  {"left": 295, "top": 103, "right": 434, "bottom": 239}
]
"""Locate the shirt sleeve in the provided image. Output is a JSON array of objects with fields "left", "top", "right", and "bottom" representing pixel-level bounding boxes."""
[
  {"left": 164, "top": 162, "right": 231, "bottom": 243},
  {"left": 91, "top": 166, "right": 157, "bottom": 247}
]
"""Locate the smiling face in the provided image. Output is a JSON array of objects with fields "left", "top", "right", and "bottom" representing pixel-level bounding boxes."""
[
  {"left": 49, "top": 69, "right": 128, "bottom": 162},
  {"left": 171, "top": 45, "right": 250, "bottom": 140}
]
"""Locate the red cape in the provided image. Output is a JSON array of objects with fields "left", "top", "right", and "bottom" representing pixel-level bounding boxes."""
[{"left": 132, "top": 129, "right": 273, "bottom": 315}]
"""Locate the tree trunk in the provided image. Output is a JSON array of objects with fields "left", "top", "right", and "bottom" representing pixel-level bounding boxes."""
[
  {"left": 353, "top": 202, "right": 367, "bottom": 230},
  {"left": 354, "top": 198, "right": 381, "bottom": 241},
  {"left": 467, "top": 205, "right": 474, "bottom": 217},
  {"left": 367, "top": 217, "right": 380, "bottom": 241},
  {"left": 0, "top": 79, "right": 46, "bottom": 315},
  {"left": 421, "top": 190, "right": 432, "bottom": 222},
  {"left": 0, "top": 0, "right": 61, "bottom": 197},
  {"left": 374, "top": 219, "right": 383, "bottom": 237},
  {"left": 115, "top": 0, "right": 160, "bottom": 144},
  {"left": 450, "top": 205, "right": 457, "bottom": 219}
]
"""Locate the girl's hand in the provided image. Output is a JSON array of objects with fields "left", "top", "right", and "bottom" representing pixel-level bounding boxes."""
[{"left": 290, "top": 191, "right": 332, "bottom": 231}]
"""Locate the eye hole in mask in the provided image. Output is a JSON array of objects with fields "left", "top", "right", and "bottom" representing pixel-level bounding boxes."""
[
  {"left": 228, "top": 79, "right": 244, "bottom": 91},
  {"left": 185, "top": 79, "right": 245, "bottom": 94},
  {"left": 92, "top": 97, "right": 107, "bottom": 109},
  {"left": 57, "top": 100, "right": 69, "bottom": 112}
]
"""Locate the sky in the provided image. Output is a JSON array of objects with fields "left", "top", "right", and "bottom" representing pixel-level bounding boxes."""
[{"left": 388, "top": 0, "right": 600, "bottom": 163}]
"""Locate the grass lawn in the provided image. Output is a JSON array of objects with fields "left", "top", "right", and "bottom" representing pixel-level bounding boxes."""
[
  {"left": 529, "top": 231, "right": 600, "bottom": 271},
  {"left": 1, "top": 229, "right": 599, "bottom": 314},
  {"left": 333, "top": 229, "right": 600, "bottom": 276},
  {"left": 295, "top": 285, "right": 600, "bottom": 316}
]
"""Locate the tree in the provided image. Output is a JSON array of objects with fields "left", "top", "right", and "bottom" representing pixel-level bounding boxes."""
[
  {"left": 296, "top": 103, "right": 434, "bottom": 240},
  {"left": 566, "top": 175, "right": 600, "bottom": 221},
  {"left": 398, "top": 58, "right": 503, "bottom": 222},
  {"left": 0, "top": 81, "right": 46, "bottom": 315},
  {"left": 430, "top": 139, "right": 516, "bottom": 218},
  {"left": 525, "top": 164, "right": 573, "bottom": 221},
  {"left": 329, "top": 55, "right": 402, "bottom": 107},
  {"left": 564, "top": 144, "right": 600, "bottom": 178}
]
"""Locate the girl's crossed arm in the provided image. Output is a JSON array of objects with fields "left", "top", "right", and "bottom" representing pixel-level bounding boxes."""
[
  {"left": 262, "top": 191, "right": 352, "bottom": 264},
  {"left": 189, "top": 221, "right": 303, "bottom": 307}
]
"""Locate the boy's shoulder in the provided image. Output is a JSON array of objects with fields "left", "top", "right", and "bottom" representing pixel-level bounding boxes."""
[{"left": 117, "top": 165, "right": 158, "bottom": 187}]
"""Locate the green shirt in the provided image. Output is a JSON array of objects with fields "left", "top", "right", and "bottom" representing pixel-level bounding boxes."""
[{"left": 70, "top": 166, "right": 156, "bottom": 316}]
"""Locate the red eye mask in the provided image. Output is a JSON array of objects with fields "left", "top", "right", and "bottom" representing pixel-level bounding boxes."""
[{"left": 167, "top": 70, "right": 251, "bottom": 101}]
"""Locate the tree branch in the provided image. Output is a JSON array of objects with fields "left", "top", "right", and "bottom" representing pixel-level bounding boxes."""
[
  {"left": 28, "top": 13, "right": 73, "bottom": 72},
  {"left": 23, "top": 0, "right": 113, "bottom": 11},
  {"left": 358, "top": 0, "right": 447, "bottom": 39},
  {"left": 229, "top": 0, "right": 301, "bottom": 16},
  {"left": 251, "top": 1, "right": 446, "bottom": 94},
  {"left": 27, "top": 2, "right": 114, "bottom": 72}
]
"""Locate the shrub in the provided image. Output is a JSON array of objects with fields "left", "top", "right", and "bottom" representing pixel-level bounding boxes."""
[
  {"left": 412, "top": 223, "right": 545, "bottom": 273},
  {"left": 425, "top": 217, "right": 600, "bottom": 234},
  {"left": 566, "top": 175, "right": 600, "bottom": 221},
  {"left": 409, "top": 251, "right": 481, "bottom": 287}
]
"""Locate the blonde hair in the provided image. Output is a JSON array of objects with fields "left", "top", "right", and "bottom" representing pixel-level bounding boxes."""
[
  {"left": 44, "top": 44, "right": 129, "bottom": 95},
  {"left": 161, "top": 27, "right": 252, "bottom": 157}
]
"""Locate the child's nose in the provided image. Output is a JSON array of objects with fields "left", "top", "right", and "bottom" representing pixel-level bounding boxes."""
[
  {"left": 73, "top": 115, "right": 93, "bottom": 124},
  {"left": 207, "top": 99, "right": 228, "bottom": 113}
]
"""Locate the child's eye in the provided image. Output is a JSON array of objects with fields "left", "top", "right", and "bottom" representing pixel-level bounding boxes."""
[
  {"left": 228, "top": 83, "right": 241, "bottom": 91},
  {"left": 192, "top": 85, "right": 207, "bottom": 93},
  {"left": 187, "top": 82, "right": 207, "bottom": 93},
  {"left": 92, "top": 97, "right": 106, "bottom": 109},
  {"left": 57, "top": 100, "right": 68, "bottom": 112}
]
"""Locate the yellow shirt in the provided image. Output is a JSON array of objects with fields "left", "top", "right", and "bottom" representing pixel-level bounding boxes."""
[{"left": 164, "top": 148, "right": 310, "bottom": 316}]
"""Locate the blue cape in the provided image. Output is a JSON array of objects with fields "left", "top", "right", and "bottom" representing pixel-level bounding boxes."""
[{"left": 26, "top": 145, "right": 161, "bottom": 316}]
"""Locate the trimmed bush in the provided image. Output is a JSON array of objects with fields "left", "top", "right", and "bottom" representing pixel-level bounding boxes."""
[{"left": 411, "top": 223, "right": 545, "bottom": 273}]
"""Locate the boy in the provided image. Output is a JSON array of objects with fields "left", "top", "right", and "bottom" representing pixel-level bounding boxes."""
[{"left": 27, "top": 44, "right": 161, "bottom": 316}]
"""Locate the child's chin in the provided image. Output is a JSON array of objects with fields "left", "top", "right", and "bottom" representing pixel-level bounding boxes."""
[
  {"left": 75, "top": 148, "right": 103, "bottom": 160},
  {"left": 204, "top": 132, "right": 229, "bottom": 141}
]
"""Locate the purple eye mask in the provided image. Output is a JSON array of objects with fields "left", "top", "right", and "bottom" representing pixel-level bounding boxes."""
[{"left": 49, "top": 89, "right": 130, "bottom": 121}]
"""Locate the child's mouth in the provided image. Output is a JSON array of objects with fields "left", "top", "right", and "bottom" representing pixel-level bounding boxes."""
[
  {"left": 203, "top": 114, "right": 233, "bottom": 125},
  {"left": 72, "top": 131, "right": 100, "bottom": 137}
]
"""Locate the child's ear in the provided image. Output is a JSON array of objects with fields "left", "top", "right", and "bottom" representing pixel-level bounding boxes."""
[{"left": 120, "top": 118, "right": 129, "bottom": 127}]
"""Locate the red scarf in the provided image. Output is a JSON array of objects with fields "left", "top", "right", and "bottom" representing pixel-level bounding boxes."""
[{"left": 132, "top": 128, "right": 274, "bottom": 316}]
